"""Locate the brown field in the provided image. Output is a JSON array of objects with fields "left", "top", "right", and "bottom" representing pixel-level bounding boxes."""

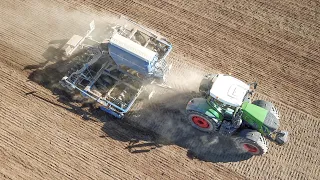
[{"left": 0, "top": 0, "right": 319, "bottom": 179}]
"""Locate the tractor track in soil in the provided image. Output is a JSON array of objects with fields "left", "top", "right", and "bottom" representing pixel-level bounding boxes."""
[
  {"left": 0, "top": 0, "right": 319, "bottom": 179},
  {"left": 0, "top": 60, "right": 243, "bottom": 179}
]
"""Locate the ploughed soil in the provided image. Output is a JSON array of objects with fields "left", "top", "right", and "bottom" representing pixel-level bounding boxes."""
[{"left": 0, "top": 0, "right": 319, "bottom": 179}]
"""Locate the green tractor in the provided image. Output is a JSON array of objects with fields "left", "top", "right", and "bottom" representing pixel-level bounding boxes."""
[{"left": 186, "top": 74, "right": 288, "bottom": 155}]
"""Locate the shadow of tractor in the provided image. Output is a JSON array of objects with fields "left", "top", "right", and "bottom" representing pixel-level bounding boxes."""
[
  {"left": 123, "top": 93, "right": 253, "bottom": 162},
  {"left": 26, "top": 40, "right": 252, "bottom": 163}
]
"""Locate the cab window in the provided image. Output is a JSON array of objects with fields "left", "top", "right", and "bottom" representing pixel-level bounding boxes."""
[{"left": 208, "top": 97, "right": 236, "bottom": 117}]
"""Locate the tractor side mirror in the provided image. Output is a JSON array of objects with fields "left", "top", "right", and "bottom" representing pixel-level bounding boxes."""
[{"left": 249, "top": 82, "right": 258, "bottom": 90}]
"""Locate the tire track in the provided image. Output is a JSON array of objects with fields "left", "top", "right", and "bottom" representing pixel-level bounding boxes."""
[{"left": 0, "top": 59, "right": 244, "bottom": 179}]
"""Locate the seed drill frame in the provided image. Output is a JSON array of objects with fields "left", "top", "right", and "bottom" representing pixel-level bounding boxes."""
[{"left": 60, "top": 18, "right": 172, "bottom": 118}]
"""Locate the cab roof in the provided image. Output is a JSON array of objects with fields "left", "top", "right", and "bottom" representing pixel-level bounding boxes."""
[{"left": 209, "top": 74, "right": 250, "bottom": 107}]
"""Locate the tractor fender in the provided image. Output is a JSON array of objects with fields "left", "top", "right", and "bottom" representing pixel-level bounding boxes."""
[{"left": 186, "top": 98, "right": 223, "bottom": 124}]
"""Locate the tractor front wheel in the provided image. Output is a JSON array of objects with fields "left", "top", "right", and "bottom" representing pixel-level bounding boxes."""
[
  {"left": 235, "top": 129, "right": 268, "bottom": 155},
  {"left": 186, "top": 111, "right": 218, "bottom": 133}
]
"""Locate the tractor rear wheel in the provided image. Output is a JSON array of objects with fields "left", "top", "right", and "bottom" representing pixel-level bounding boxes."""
[
  {"left": 186, "top": 111, "right": 218, "bottom": 133},
  {"left": 235, "top": 129, "right": 268, "bottom": 155}
]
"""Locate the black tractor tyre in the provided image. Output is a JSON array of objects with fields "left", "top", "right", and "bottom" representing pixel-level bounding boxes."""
[
  {"left": 186, "top": 110, "right": 219, "bottom": 133},
  {"left": 235, "top": 129, "right": 268, "bottom": 155},
  {"left": 252, "top": 100, "right": 280, "bottom": 119}
]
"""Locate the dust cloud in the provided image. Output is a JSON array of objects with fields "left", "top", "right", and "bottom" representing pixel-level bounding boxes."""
[
  {"left": 24, "top": 0, "right": 247, "bottom": 161},
  {"left": 25, "top": 0, "right": 210, "bottom": 141}
]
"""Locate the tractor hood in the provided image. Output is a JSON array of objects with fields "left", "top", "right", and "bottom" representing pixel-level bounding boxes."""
[
  {"left": 210, "top": 75, "right": 250, "bottom": 107},
  {"left": 241, "top": 102, "right": 280, "bottom": 135}
]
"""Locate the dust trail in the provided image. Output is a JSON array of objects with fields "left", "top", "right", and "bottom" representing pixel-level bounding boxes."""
[
  {"left": 24, "top": 0, "right": 137, "bottom": 102},
  {"left": 21, "top": 0, "right": 248, "bottom": 161},
  {"left": 126, "top": 55, "right": 246, "bottom": 158},
  {"left": 24, "top": 0, "right": 207, "bottom": 139},
  {"left": 127, "top": 62, "right": 250, "bottom": 162},
  {"left": 1, "top": 0, "right": 128, "bottom": 70}
]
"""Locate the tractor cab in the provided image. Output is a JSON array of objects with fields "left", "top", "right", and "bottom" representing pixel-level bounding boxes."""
[
  {"left": 209, "top": 74, "right": 250, "bottom": 107},
  {"left": 200, "top": 74, "right": 251, "bottom": 120},
  {"left": 207, "top": 97, "right": 237, "bottom": 121}
]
